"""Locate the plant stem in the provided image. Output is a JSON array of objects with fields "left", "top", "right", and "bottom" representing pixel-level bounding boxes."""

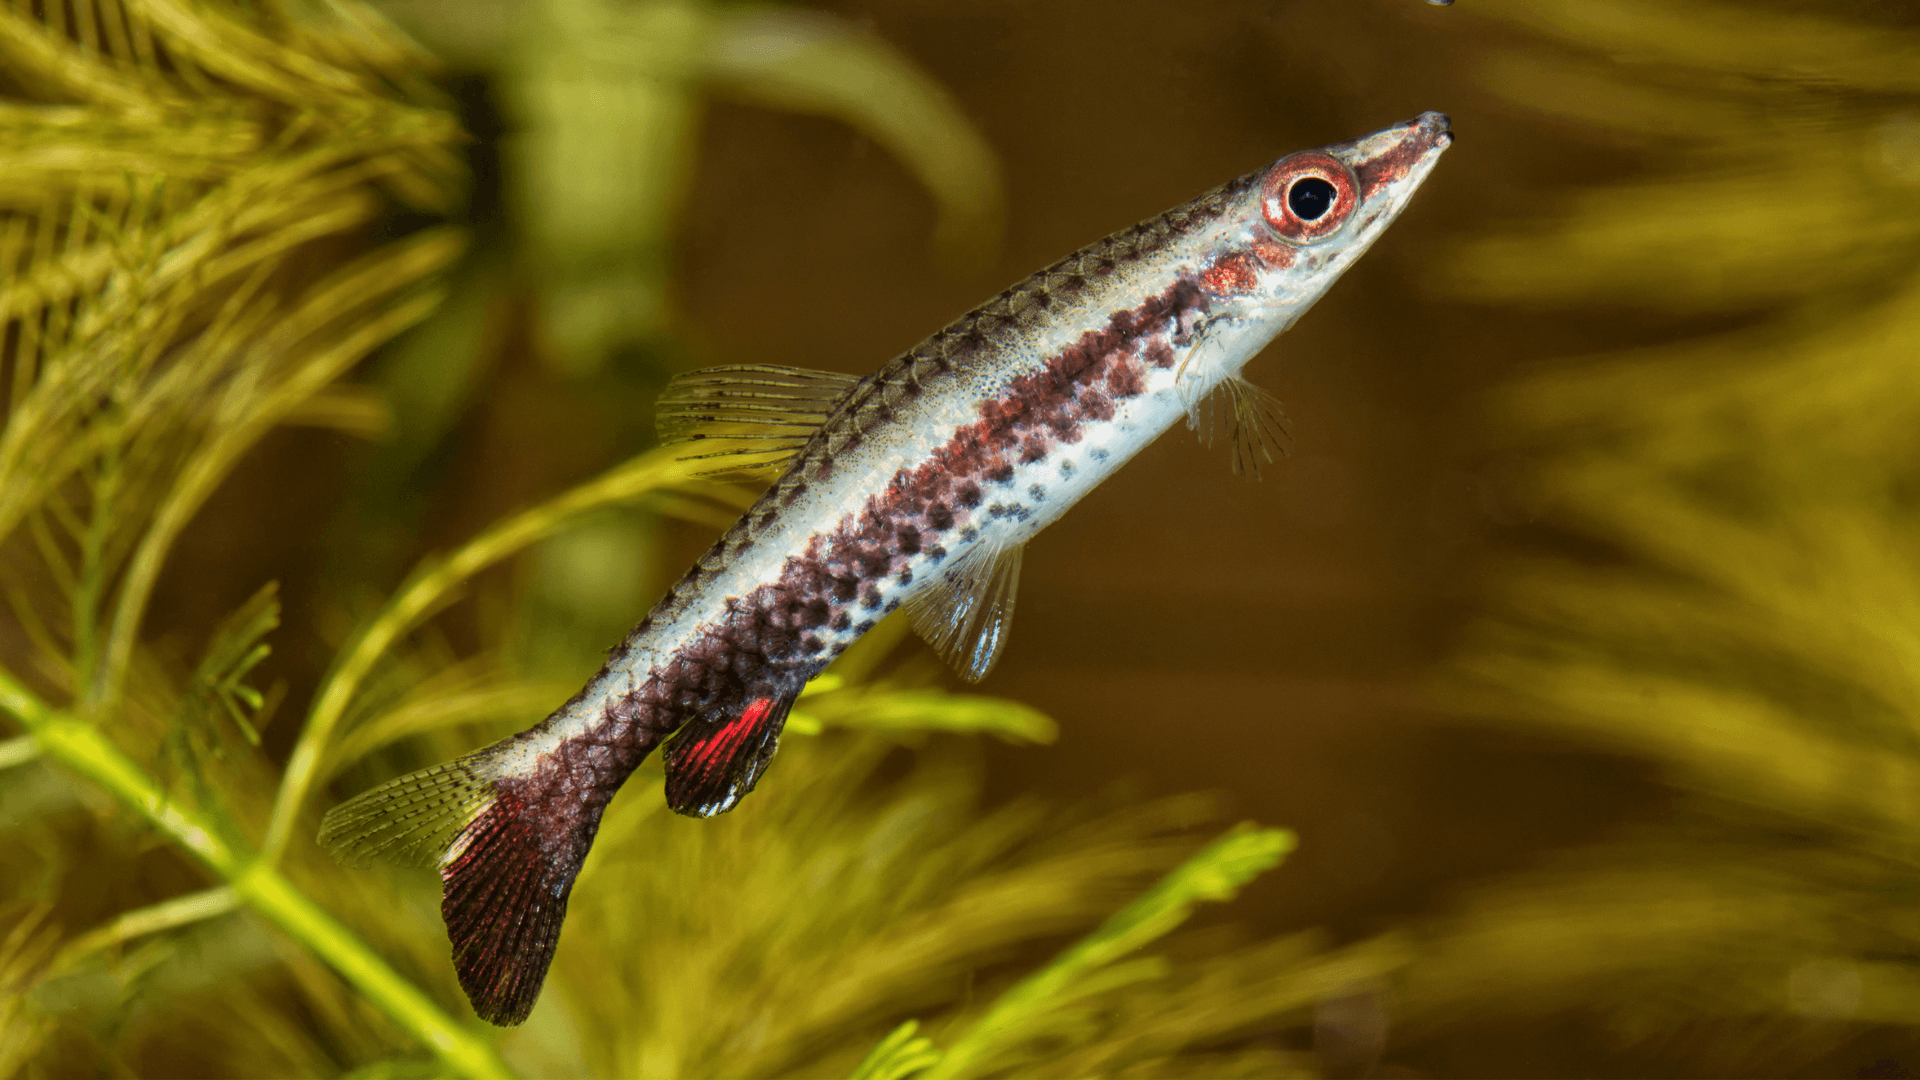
[
  {"left": 0, "top": 667, "right": 513, "bottom": 1080},
  {"left": 53, "top": 886, "right": 238, "bottom": 973},
  {"left": 265, "top": 446, "right": 715, "bottom": 860},
  {"left": 0, "top": 733, "right": 39, "bottom": 770},
  {"left": 921, "top": 823, "right": 1294, "bottom": 1080}
]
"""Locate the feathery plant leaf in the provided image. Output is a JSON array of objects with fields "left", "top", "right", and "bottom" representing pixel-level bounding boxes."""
[
  {"left": 1405, "top": 0, "right": 1920, "bottom": 1069},
  {"left": 790, "top": 672, "right": 1059, "bottom": 744},
  {"left": 0, "top": 735, "right": 37, "bottom": 771},
  {"left": 919, "top": 824, "right": 1295, "bottom": 1080},
  {"left": 186, "top": 582, "right": 281, "bottom": 747},
  {"left": 0, "top": 902, "right": 59, "bottom": 1078},
  {"left": 49, "top": 885, "right": 240, "bottom": 976},
  {"left": 849, "top": 1022, "right": 944, "bottom": 1080},
  {"left": 269, "top": 444, "right": 743, "bottom": 858},
  {"left": 322, "top": 668, "right": 573, "bottom": 782},
  {"left": 1445, "top": 0, "right": 1920, "bottom": 313},
  {"left": 0, "top": 0, "right": 506, "bottom": 1074},
  {"left": 0, "top": 668, "right": 512, "bottom": 1079},
  {"left": 511, "top": 727, "right": 1370, "bottom": 1079}
]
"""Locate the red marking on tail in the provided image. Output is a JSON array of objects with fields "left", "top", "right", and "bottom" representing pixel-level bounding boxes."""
[{"left": 439, "top": 789, "right": 586, "bottom": 1025}]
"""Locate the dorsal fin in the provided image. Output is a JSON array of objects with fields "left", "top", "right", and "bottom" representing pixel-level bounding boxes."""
[
  {"left": 903, "top": 542, "right": 1023, "bottom": 682},
  {"left": 1189, "top": 375, "right": 1291, "bottom": 479},
  {"left": 655, "top": 364, "right": 861, "bottom": 476}
]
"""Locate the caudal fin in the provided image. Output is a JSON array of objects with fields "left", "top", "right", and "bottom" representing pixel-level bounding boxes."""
[
  {"left": 318, "top": 743, "right": 594, "bottom": 1026},
  {"left": 437, "top": 787, "right": 580, "bottom": 1024},
  {"left": 318, "top": 758, "right": 494, "bottom": 869}
]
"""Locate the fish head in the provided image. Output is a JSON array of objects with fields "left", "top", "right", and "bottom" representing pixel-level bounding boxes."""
[{"left": 1198, "top": 111, "right": 1451, "bottom": 332}]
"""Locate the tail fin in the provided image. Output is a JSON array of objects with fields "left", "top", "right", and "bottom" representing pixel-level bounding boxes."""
[
  {"left": 319, "top": 743, "right": 595, "bottom": 1026},
  {"left": 318, "top": 758, "right": 494, "bottom": 869},
  {"left": 436, "top": 786, "right": 582, "bottom": 1025}
]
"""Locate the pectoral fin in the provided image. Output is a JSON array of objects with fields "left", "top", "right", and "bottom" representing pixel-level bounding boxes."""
[{"left": 1190, "top": 375, "right": 1291, "bottom": 478}]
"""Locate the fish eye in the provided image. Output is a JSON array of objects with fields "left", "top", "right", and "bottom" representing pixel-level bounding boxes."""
[
  {"left": 1260, "top": 152, "right": 1358, "bottom": 245},
  {"left": 1288, "top": 177, "right": 1337, "bottom": 221}
]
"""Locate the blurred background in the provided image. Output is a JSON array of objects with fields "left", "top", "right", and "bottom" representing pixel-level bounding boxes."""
[{"left": 6, "top": 0, "right": 1920, "bottom": 1076}]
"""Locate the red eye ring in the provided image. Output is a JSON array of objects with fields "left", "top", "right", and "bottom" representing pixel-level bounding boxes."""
[{"left": 1260, "top": 152, "right": 1359, "bottom": 245}]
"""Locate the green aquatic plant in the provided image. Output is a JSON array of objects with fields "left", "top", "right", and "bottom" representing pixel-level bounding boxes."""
[
  {"left": 0, "top": 0, "right": 490, "bottom": 1070},
  {"left": 0, "top": 2, "right": 1399, "bottom": 1076},
  {"left": 1406, "top": 0, "right": 1920, "bottom": 1071}
]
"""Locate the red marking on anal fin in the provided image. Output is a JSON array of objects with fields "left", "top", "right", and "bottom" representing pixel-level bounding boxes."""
[
  {"left": 663, "top": 693, "right": 797, "bottom": 817},
  {"left": 439, "top": 789, "right": 585, "bottom": 1026}
]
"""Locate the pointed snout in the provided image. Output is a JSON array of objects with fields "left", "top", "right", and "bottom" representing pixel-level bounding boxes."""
[{"left": 1326, "top": 111, "right": 1452, "bottom": 205}]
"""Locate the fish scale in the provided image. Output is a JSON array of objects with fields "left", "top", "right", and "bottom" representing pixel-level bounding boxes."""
[{"left": 320, "top": 111, "right": 1453, "bottom": 1026}]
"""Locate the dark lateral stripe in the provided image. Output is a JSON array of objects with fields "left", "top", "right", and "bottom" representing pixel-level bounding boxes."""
[
  {"left": 619, "top": 170, "right": 1258, "bottom": 645},
  {"left": 780, "top": 169, "right": 1258, "bottom": 476},
  {"left": 590, "top": 277, "right": 1205, "bottom": 751},
  {"left": 430, "top": 272, "right": 1220, "bottom": 1018},
  {"left": 539, "top": 181, "right": 1239, "bottom": 807}
]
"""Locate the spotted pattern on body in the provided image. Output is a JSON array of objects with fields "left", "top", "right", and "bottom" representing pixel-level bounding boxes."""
[
  {"left": 510, "top": 272, "right": 1212, "bottom": 812},
  {"left": 450, "top": 116, "right": 1457, "bottom": 828}
]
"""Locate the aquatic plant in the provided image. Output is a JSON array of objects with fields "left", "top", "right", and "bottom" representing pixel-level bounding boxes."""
[{"left": 1404, "top": 0, "right": 1920, "bottom": 1071}]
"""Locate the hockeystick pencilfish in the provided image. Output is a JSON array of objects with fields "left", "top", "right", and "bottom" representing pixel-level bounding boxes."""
[{"left": 321, "top": 112, "right": 1452, "bottom": 1025}]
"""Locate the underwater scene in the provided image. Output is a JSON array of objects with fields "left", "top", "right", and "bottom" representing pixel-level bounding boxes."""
[{"left": 2, "top": 1, "right": 1919, "bottom": 1076}]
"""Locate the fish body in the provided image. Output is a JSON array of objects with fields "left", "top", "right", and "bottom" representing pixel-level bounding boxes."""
[{"left": 321, "top": 112, "right": 1452, "bottom": 1024}]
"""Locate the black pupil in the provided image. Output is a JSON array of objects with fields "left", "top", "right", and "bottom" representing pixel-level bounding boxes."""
[{"left": 1288, "top": 177, "right": 1338, "bottom": 221}]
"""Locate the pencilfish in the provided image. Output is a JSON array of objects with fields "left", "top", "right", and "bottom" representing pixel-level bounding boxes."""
[{"left": 321, "top": 111, "right": 1452, "bottom": 1025}]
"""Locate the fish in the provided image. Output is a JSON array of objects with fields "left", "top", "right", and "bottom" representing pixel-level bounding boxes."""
[{"left": 319, "top": 111, "right": 1452, "bottom": 1025}]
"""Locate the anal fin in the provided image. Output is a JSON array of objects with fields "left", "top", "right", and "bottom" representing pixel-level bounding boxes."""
[
  {"left": 655, "top": 364, "right": 860, "bottom": 476},
  {"left": 663, "top": 692, "right": 798, "bottom": 817},
  {"left": 903, "top": 542, "right": 1023, "bottom": 682}
]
